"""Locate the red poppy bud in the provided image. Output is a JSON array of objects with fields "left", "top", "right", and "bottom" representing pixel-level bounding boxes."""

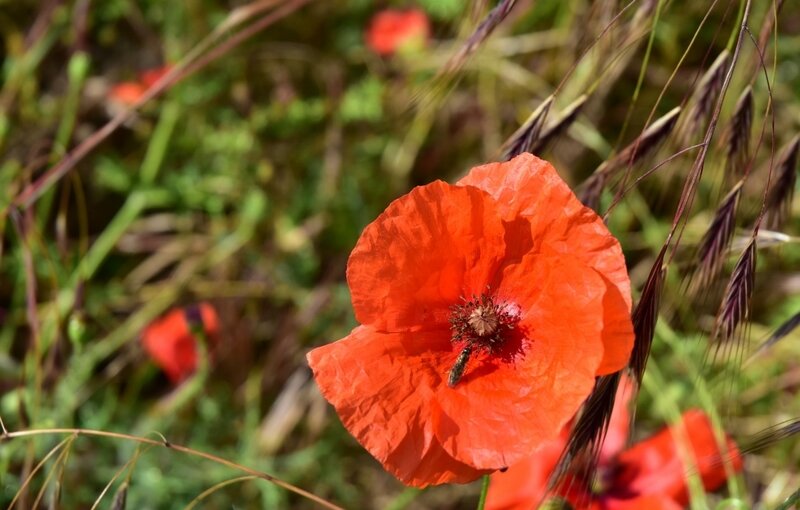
[
  {"left": 141, "top": 303, "right": 220, "bottom": 383},
  {"left": 365, "top": 9, "right": 430, "bottom": 56}
]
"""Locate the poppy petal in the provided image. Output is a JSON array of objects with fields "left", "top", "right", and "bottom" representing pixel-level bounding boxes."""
[
  {"left": 348, "top": 181, "right": 507, "bottom": 333},
  {"left": 109, "top": 82, "right": 146, "bottom": 105},
  {"left": 458, "top": 153, "right": 633, "bottom": 375},
  {"left": 307, "top": 326, "right": 491, "bottom": 487},
  {"left": 485, "top": 437, "right": 566, "bottom": 510},
  {"left": 365, "top": 9, "right": 430, "bottom": 56},
  {"left": 140, "top": 303, "right": 219, "bottom": 383},
  {"left": 433, "top": 256, "right": 605, "bottom": 468},
  {"left": 608, "top": 409, "right": 743, "bottom": 505},
  {"left": 596, "top": 495, "right": 684, "bottom": 510}
]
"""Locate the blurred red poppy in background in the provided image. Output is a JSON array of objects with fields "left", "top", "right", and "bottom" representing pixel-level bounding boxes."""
[
  {"left": 365, "top": 9, "right": 430, "bottom": 56},
  {"left": 307, "top": 154, "right": 634, "bottom": 487},
  {"left": 109, "top": 65, "right": 172, "bottom": 106},
  {"left": 487, "top": 405, "right": 743, "bottom": 510},
  {"left": 141, "top": 303, "right": 219, "bottom": 383},
  {"left": 108, "top": 82, "right": 146, "bottom": 106}
]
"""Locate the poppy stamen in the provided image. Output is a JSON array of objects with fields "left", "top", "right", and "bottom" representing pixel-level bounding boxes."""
[{"left": 448, "top": 293, "right": 518, "bottom": 386}]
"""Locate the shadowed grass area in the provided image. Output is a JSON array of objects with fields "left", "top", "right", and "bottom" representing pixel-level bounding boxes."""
[{"left": 1, "top": 0, "right": 800, "bottom": 508}]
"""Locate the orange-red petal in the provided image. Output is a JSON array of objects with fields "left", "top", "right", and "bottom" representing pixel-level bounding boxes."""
[
  {"left": 347, "top": 181, "right": 507, "bottom": 333},
  {"left": 307, "top": 326, "right": 490, "bottom": 486},
  {"left": 485, "top": 437, "right": 566, "bottom": 510},
  {"left": 458, "top": 153, "right": 633, "bottom": 375}
]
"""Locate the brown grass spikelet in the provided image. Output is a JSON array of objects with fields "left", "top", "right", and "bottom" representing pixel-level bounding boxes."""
[
  {"left": 578, "top": 108, "right": 680, "bottom": 211},
  {"left": 712, "top": 236, "right": 756, "bottom": 348},
  {"left": 741, "top": 418, "right": 800, "bottom": 456},
  {"left": 501, "top": 95, "right": 554, "bottom": 160},
  {"left": 693, "top": 181, "right": 743, "bottom": 290},
  {"left": 684, "top": 51, "right": 730, "bottom": 142},
  {"left": 530, "top": 95, "right": 589, "bottom": 154},
  {"left": 631, "top": 248, "right": 666, "bottom": 385},
  {"left": 607, "top": 107, "right": 681, "bottom": 173},
  {"left": 724, "top": 86, "right": 754, "bottom": 177},
  {"left": 765, "top": 135, "right": 800, "bottom": 228},
  {"left": 547, "top": 371, "right": 623, "bottom": 500},
  {"left": 578, "top": 172, "right": 606, "bottom": 212},
  {"left": 111, "top": 483, "right": 128, "bottom": 510}
]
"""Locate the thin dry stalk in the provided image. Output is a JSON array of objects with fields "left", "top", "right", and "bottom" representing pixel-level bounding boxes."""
[
  {"left": 7, "top": 436, "right": 74, "bottom": 510},
  {"left": 724, "top": 87, "right": 753, "bottom": 177},
  {"left": 712, "top": 236, "right": 756, "bottom": 348},
  {"left": 631, "top": 248, "right": 666, "bottom": 385},
  {"left": 764, "top": 135, "right": 800, "bottom": 228},
  {"left": 693, "top": 181, "right": 743, "bottom": 290},
  {"left": 501, "top": 96, "right": 553, "bottom": 160},
  {"left": 2, "top": 427, "right": 344, "bottom": 510},
  {"left": 530, "top": 95, "right": 588, "bottom": 154}
]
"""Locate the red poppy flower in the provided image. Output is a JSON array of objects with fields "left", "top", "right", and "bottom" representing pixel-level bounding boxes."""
[
  {"left": 109, "top": 82, "right": 147, "bottom": 106},
  {"left": 108, "top": 65, "right": 172, "bottom": 105},
  {"left": 365, "top": 9, "right": 430, "bottom": 56},
  {"left": 139, "top": 65, "right": 172, "bottom": 88},
  {"left": 141, "top": 303, "right": 219, "bottom": 383},
  {"left": 486, "top": 406, "right": 743, "bottom": 510},
  {"left": 307, "top": 153, "right": 634, "bottom": 487}
]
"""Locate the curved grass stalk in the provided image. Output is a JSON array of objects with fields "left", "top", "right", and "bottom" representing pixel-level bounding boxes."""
[
  {"left": 184, "top": 476, "right": 259, "bottom": 510},
  {"left": 90, "top": 444, "right": 153, "bottom": 510},
  {"left": 2, "top": 427, "right": 344, "bottom": 510},
  {"left": 7, "top": 434, "right": 75, "bottom": 510}
]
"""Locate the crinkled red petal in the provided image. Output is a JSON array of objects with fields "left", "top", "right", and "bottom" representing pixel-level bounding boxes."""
[
  {"left": 307, "top": 326, "right": 491, "bottom": 487},
  {"left": 347, "top": 181, "right": 506, "bottom": 333}
]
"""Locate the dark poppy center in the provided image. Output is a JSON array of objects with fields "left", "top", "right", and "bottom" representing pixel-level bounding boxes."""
[{"left": 447, "top": 293, "right": 519, "bottom": 386}]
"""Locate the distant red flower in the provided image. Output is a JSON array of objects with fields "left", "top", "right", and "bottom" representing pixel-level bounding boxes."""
[
  {"left": 139, "top": 65, "right": 172, "bottom": 88},
  {"left": 365, "top": 9, "right": 430, "bottom": 56},
  {"left": 109, "top": 65, "right": 172, "bottom": 105},
  {"left": 307, "top": 154, "right": 634, "bottom": 487},
  {"left": 486, "top": 406, "right": 743, "bottom": 510},
  {"left": 109, "top": 82, "right": 146, "bottom": 106},
  {"left": 141, "top": 303, "right": 219, "bottom": 383}
]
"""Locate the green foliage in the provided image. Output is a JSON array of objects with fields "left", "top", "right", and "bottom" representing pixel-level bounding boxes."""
[{"left": 1, "top": 1, "right": 799, "bottom": 509}]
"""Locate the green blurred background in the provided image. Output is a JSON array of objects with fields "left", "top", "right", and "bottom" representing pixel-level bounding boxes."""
[{"left": 1, "top": 0, "right": 799, "bottom": 508}]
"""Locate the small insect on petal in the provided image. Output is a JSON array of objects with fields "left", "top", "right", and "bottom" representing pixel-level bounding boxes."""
[{"left": 448, "top": 345, "right": 473, "bottom": 387}]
